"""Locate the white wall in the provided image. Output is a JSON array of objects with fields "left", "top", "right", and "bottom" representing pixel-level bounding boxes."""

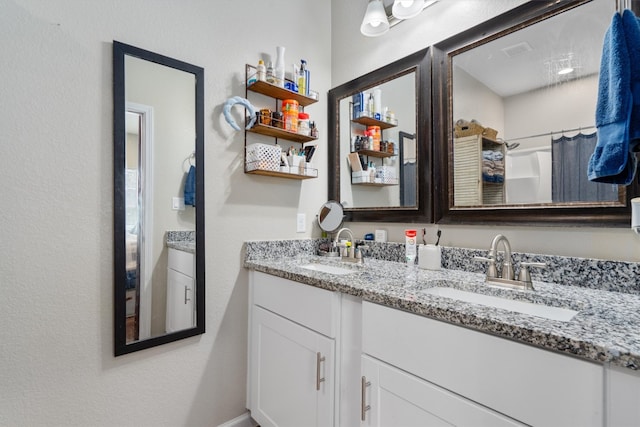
[
  {"left": 331, "top": 0, "right": 640, "bottom": 262},
  {"left": 0, "top": 0, "right": 330, "bottom": 426}
]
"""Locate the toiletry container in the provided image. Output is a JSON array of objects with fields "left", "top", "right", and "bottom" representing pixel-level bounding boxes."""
[
  {"left": 282, "top": 99, "right": 299, "bottom": 132},
  {"left": 257, "top": 59, "right": 266, "bottom": 81},
  {"left": 275, "top": 46, "right": 285, "bottom": 87},
  {"left": 405, "top": 229, "right": 417, "bottom": 264},
  {"left": 297, "top": 60, "right": 307, "bottom": 95},
  {"left": 298, "top": 112, "right": 310, "bottom": 136},
  {"left": 266, "top": 61, "right": 275, "bottom": 84},
  {"left": 418, "top": 244, "right": 441, "bottom": 270},
  {"left": 368, "top": 126, "right": 381, "bottom": 151},
  {"left": 373, "top": 87, "right": 382, "bottom": 119}
]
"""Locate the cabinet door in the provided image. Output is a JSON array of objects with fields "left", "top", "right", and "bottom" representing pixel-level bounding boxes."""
[
  {"left": 166, "top": 268, "right": 195, "bottom": 332},
  {"left": 250, "top": 306, "right": 335, "bottom": 427},
  {"left": 361, "top": 355, "right": 524, "bottom": 427}
]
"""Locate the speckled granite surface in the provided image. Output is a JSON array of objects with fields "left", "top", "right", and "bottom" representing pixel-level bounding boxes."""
[
  {"left": 166, "top": 230, "right": 195, "bottom": 253},
  {"left": 244, "top": 239, "right": 640, "bottom": 370}
]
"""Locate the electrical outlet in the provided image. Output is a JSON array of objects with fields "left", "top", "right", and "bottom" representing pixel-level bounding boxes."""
[
  {"left": 172, "top": 197, "right": 185, "bottom": 211},
  {"left": 296, "top": 213, "right": 306, "bottom": 233}
]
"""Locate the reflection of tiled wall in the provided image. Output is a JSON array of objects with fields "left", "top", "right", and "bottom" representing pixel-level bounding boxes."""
[{"left": 244, "top": 239, "right": 640, "bottom": 295}]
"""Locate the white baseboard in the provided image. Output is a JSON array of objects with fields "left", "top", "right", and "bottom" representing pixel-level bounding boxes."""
[{"left": 217, "top": 411, "right": 257, "bottom": 427}]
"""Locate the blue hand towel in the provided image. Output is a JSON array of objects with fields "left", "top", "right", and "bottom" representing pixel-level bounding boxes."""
[
  {"left": 588, "top": 11, "right": 640, "bottom": 185},
  {"left": 184, "top": 165, "right": 196, "bottom": 207},
  {"left": 623, "top": 10, "right": 640, "bottom": 143}
]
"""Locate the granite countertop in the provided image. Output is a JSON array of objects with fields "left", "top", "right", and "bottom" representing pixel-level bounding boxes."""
[
  {"left": 167, "top": 240, "right": 195, "bottom": 253},
  {"left": 166, "top": 230, "right": 195, "bottom": 254},
  {"left": 244, "top": 254, "right": 640, "bottom": 371}
]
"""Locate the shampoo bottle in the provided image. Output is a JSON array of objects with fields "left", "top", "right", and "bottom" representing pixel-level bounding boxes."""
[{"left": 256, "top": 59, "right": 266, "bottom": 81}]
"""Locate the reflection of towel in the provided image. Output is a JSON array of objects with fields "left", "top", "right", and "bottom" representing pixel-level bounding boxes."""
[
  {"left": 482, "top": 150, "right": 503, "bottom": 161},
  {"left": 482, "top": 159, "right": 504, "bottom": 183},
  {"left": 588, "top": 11, "right": 640, "bottom": 185},
  {"left": 184, "top": 165, "right": 196, "bottom": 207}
]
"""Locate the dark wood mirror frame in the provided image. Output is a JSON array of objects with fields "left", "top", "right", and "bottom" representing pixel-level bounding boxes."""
[
  {"left": 113, "top": 41, "right": 205, "bottom": 356},
  {"left": 328, "top": 48, "right": 432, "bottom": 222},
  {"left": 432, "top": 0, "right": 639, "bottom": 226}
]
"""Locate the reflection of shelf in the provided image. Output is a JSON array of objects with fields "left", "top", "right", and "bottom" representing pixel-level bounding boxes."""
[
  {"left": 247, "top": 80, "right": 318, "bottom": 107},
  {"left": 352, "top": 182, "right": 398, "bottom": 187},
  {"left": 354, "top": 149, "right": 395, "bottom": 158},
  {"left": 245, "top": 165, "right": 318, "bottom": 180},
  {"left": 352, "top": 114, "right": 397, "bottom": 130},
  {"left": 248, "top": 123, "right": 318, "bottom": 143}
]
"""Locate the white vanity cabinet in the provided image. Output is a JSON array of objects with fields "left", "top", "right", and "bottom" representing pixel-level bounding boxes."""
[
  {"left": 166, "top": 248, "right": 195, "bottom": 332},
  {"left": 361, "top": 354, "right": 524, "bottom": 427},
  {"left": 248, "top": 272, "right": 343, "bottom": 427},
  {"left": 607, "top": 365, "right": 640, "bottom": 426},
  {"left": 362, "top": 301, "right": 604, "bottom": 427}
]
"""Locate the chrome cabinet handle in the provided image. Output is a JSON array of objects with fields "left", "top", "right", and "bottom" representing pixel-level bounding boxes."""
[
  {"left": 184, "top": 286, "right": 191, "bottom": 304},
  {"left": 361, "top": 376, "right": 371, "bottom": 421},
  {"left": 316, "top": 352, "right": 326, "bottom": 391}
]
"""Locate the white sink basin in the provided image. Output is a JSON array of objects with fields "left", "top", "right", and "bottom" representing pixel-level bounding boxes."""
[
  {"left": 421, "top": 287, "right": 578, "bottom": 322},
  {"left": 299, "top": 263, "right": 355, "bottom": 275}
]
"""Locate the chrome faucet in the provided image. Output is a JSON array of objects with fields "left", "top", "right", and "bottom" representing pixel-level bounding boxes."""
[
  {"left": 334, "top": 227, "right": 364, "bottom": 263},
  {"left": 488, "top": 234, "right": 514, "bottom": 280},
  {"left": 475, "top": 234, "right": 545, "bottom": 291}
]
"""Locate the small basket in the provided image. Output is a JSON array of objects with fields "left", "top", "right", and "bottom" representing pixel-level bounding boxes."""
[
  {"left": 482, "top": 127, "right": 498, "bottom": 140},
  {"left": 454, "top": 122, "right": 499, "bottom": 140},
  {"left": 454, "top": 122, "right": 485, "bottom": 138},
  {"left": 246, "top": 143, "right": 282, "bottom": 172}
]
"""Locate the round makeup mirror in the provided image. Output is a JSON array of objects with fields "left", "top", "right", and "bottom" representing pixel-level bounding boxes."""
[{"left": 317, "top": 200, "right": 344, "bottom": 233}]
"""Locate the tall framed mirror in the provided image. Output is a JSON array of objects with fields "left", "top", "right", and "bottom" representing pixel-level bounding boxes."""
[
  {"left": 328, "top": 48, "right": 432, "bottom": 222},
  {"left": 113, "top": 41, "right": 205, "bottom": 356},
  {"left": 432, "top": 0, "right": 639, "bottom": 226}
]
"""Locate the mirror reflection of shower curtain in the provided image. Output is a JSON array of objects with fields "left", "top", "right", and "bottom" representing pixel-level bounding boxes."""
[
  {"left": 552, "top": 132, "right": 618, "bottom": 202},
  {"left": 399, "top": 131, "right": 416, "bottom": 207}
]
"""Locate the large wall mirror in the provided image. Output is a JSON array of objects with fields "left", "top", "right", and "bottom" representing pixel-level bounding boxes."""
[
  {"left": 328, "top": 48, "right": 432, "bottom": 222},
  {"left": 432, "top": 0, "right": 639, "bottom": 225},
  {"left": 113, "top": 41, "right": 205, "bottom": 356}
]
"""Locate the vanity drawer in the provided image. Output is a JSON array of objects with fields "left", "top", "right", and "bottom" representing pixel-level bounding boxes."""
[
  {"left": 251, "top": 271, "right": 339, "bottom": 338},
  {"left": 362, "top": 301, "right": 603, "bottom": 427},
  {"left": 168, "top": 248, "right": 195, "bottom": 277}
]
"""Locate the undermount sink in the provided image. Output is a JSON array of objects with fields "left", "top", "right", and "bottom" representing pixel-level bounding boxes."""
[
  {"left": 299, "top": 263, "right": 355, "bottom": 275},
  {"left": 421, "top": 287, "right": 579, "bottom": 322}
]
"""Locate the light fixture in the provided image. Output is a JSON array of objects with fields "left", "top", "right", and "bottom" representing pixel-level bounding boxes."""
[
  {"left": 360, "top": 0, "right": 390, "bottom": 37},
  {"left": 392, "top": 0, "right": 425, "bottom": 20},
  {"left": 558, "top": 67, "right": 574, "bottom": 75}
]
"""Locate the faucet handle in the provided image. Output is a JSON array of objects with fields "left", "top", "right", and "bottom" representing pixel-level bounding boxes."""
[
  {"left": 518, "top": 262, "right": 546, "bottom": 283},
  {"left": 474, "top": 256, "right": 498, "bottom": 278}
]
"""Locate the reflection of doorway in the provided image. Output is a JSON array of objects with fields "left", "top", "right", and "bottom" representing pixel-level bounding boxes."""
[
  {"left": 126, "top": 103, "right": 154, "bottom": 341},
  {"left": 399, "top": 131, "right": 416, "bottom": 207}
]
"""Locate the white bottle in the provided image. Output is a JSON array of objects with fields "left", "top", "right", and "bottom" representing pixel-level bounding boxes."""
[
  {"left": 257, "top": 59, "right": 266, "bottom": 81},
  {"left": 275, "top": 46, "right": 285, "bottom": 88},
  {"left": 405, "top": 229, "right": 417, "bottom": 264},
  {"left": 373, "top": 87, "right": 382, "bottom": 118}
]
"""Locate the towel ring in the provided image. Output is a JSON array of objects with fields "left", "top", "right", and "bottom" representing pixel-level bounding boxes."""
[{"left": 183, "top": 152, "right": 195, "bottom": 172}]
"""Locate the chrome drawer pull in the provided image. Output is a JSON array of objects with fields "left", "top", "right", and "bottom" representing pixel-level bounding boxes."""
[
  {"left": 316, "top": 352, "right": 326, "bottom": 391},
  {"left": 361, "top": 376, "right": 371, "bottom": 421}
]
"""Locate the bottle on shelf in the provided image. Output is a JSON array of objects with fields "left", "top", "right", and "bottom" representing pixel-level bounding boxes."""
[
  {"left": 266, "top": 61, "right": 275, "bottom": 84},
  {"left": 275, "top": 46, "right": 285, "bottom": 88},
  {"left": 257, "top": 59, "right": 266, "bottom": 81},
  {"left": 298, "top": 112, "right": 310, "bottom": 136},
  {"left": 297, "top": 60, "right": 308, "bottom": 96}
]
